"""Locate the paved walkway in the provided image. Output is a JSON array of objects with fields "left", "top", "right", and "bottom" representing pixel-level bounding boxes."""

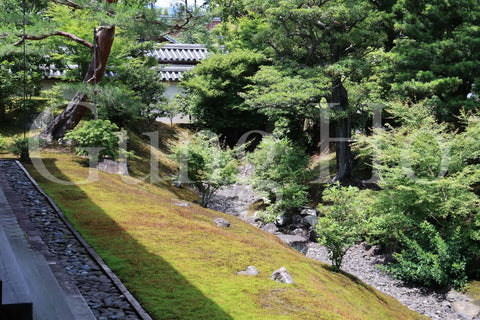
[{"left": 0, "top": 169, "right": 95, "bottom": 320}]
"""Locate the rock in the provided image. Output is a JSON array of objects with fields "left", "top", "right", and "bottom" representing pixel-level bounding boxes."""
[
  {"left": 262, "top": 223, "right": 278, "bottom": 234},
  {"left": 446, "top": 289, "right": 466, "bottom": 303},
  {"left": 302, "top": 215, "right": 319, "bottom": 227},
  {"left": 237, "top": 266, "right": 259, "bottom": 276},
  {"left": 214, "top": 218, "right": 230, "bottom": 227},
  {"left": 363, "top": 245, "right": 381, "bottom": 260},
  {"left": 275, "top": 214, "right": 288, "bottom": 227},
  {"left": 307, "top": 227, "right": 318, "bottom": 242},
  {"left": 270, "top": 267, "right": 295, "bottom": 284},
  {"left": 453, "top": 301, "right": 480, "bottom": 318},
  {"left": 277, "top": 234, "right": 308, "bottom": 246},
  {"left": 292, "top": 214, "right": 303, "bottom": 224},
  {"left": 97, "top": 159, "right": 129, "bottom": 175},
  {"left": 172, "top": 201, "right": 190, "bottom": 207},
  {"left": 292, "top": 228, "right": 305, "bottom": 236},
  {"left": 300, "top": 207, "right": 318, "bottom": 216}
]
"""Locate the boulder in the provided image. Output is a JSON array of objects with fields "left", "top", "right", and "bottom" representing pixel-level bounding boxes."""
[
  {"left": 363, "top": 245, "right": 381, "bottom": 260},
  {"left": 237, "top": 266, "right": 260, "bottom": 276},
  {"left": 292, "top": 214, "right": 303, "bottom": 225},
  {"left": 270, "top": 267, "right": 295, "bottom": 284},
  {"left": 446, "top": 289, "right": 464, "bottom": 302},
  {"left": 275, "top": 214, "right": 289, "bottom": 227},
  {"left": 277, "top": 234, "right": 308, "bottom": 246},
  {"left": 292, "top": 228, "right": 305, "bottom": 236},
  {"left": 262, "top": 223, "right": 278, "bottom": 234},
  {"left": 300, "top": 207, "right": 318, "bottom": 216},
  {"left": 302, "top": 215, "right": 319, "bottom": 227},
  {"left": 97, "top": 159, "right": 128, "bottom": 175},
  {"left": 214, "top": 218, "right": 230, "bottom": 227},
  {"left": 307, "top": 227, "right": 319, "bottom": 242},
  {"left": 453, "top": 301, "right": 480, "bottom": 318}
]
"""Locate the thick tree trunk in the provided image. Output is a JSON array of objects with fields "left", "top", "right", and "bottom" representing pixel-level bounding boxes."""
[
  {"left": 40, "top": 26, "right": 115, "bottom": 142},
  {"left": 331, "top": 80, "right": 352, "bottom": 184}
]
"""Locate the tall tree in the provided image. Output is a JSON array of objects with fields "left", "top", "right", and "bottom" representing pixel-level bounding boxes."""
[
  {"left": 0, "top": 0, "right": 201, "bottom": 141},
  {"left": 218, "top": 0, "right": 386, "bottom": 183},
  {"left": 380, "top": 0, "right": 480, "bottom": 122}
]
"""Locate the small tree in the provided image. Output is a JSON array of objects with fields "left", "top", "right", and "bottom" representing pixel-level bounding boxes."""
[
  {"left": 171, "top": 133, "right": 238, "bottom": 207},
  {"left": 248, "top": 136, "right": 310, "bottom": 221},
  {"left": 65, "top": 119, "right": 126, "bottom": 161},
  {"left": 316, "top": 184, "right": 365, "bottom": 270}
]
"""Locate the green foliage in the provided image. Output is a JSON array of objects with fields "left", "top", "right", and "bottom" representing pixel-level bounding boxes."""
[
  {"left": 180, "top": 50, "right": 269, "bottom": 138},
  {"left": 113, "top": 57, "right": 166, "bottom": 126},
  {"left": 65, "top": 120, "right": 125, "bottom": 161},
  {"left": 171, "top": 133, "right": 238, "bottom": 207},
  {"left": 158, "top": 95, "right": 184, "bottom": 126},
  {"left": 0, "top": 136, "right": 6, "bottom": 151},
  {"left": 373, "top": 0, "right": 480, "bottom": 120},
  {"left": 9, "top": 137, "right": 30, "bottom": 161},
  {"left": 242, "top": 65, "right": 329, "bottom": 143},
  {"left": 386, "top": 222, "right": 467, "bottom": 288},
  {"left": 248, "top": 136, "right": 310, "bottom": 217},
  {"left": 355, "top": 103, "right": 480, "bottom": 288},
  {"left": 316, "top": 184, "right": 365, "bottom": 270}
]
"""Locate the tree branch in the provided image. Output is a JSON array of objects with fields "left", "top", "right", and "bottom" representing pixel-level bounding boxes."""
[{"left": 14, "top": 31, "right": 93, "bottom": 49}]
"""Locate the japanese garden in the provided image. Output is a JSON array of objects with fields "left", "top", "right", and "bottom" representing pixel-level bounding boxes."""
[{"left": 0, "top": 0, "right": 480, "bottom": 319}]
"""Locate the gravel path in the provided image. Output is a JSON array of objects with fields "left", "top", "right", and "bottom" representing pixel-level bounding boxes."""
[
  {"left": 209, "top": 181, "right": 480, "bottom": 320},
  {"left": 0, "top": 160, "right": 140, "bottom": 320},
  {"left": 306, "top": 243, "right": 473, "bottom": 320}
]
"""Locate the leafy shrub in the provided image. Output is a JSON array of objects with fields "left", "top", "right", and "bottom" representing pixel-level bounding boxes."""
[
  {"left": 0, "top": 136, "right": 6, "bottom": 151},
  {"left": 385, "top": 222, "right": 467, "bottom": 288},
  {"left": 248, "top": 136, "right": 310, "bottom": 219},
  {"left": 171, "top": 133, "right": 238, "bottom": 207},
  {"left": 65, "top": 119, "right": 126, "bottom": 161},
  {"left": 9, "top": 137, "right": 30, "bottom": 161},
  {"left": 316, "top": 184, "right": 365, "bottom": 270},
  {"left": 355, "top": 103, "right": 480, "bottom": 288}
]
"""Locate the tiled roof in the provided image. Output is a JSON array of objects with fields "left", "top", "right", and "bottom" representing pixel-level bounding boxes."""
[
  {"left": 158, "top": 65, "right": 195, "bottom": 81},
  {"left": 148, "top": 44, "right": 207, "bottom": 64},
  {"left": 40, "top": 42, "right": 207, "bottom": 82}
]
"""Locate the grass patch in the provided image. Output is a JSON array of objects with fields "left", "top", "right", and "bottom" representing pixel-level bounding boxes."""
[
  {"left": 23, "top": 125, "right": 426, "bottom": 320},
  {"left": 467, "top": 281, "right": 480, "bottom": 306}
]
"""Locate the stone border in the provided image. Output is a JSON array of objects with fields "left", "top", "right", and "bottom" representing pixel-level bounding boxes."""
[{"left": 13, "top": 160, "right": 153, "bottom": 320}]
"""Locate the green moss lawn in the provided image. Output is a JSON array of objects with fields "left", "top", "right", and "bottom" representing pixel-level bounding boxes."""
[{"left": 20, "top": 125, "right": 426, "bottom": 320}]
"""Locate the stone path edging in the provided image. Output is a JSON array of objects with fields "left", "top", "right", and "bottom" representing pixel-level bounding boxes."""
[{"left": 13, "top": 160, "right": 153, "bottom": 320}]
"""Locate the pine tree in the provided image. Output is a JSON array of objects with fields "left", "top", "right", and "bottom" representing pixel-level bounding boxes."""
[{"left": 0, "top": 0, "right": 201, "bottom": 141}]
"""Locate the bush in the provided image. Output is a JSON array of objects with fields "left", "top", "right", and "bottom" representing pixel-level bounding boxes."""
[
  {"left": 316, "top": 184, "right": 365, "bottom": 270},
  {"left": 9, "top": 137, "right": 30, "bottom": 161},
  {"left": 65, "top": 119, "right": 126, "bottom": 161},
  {"left": 171, "top": 132, "right": 238, "bottom": 207},
  {"left": 385, "top": 222, "right": 467, "bottom": 288},
  {"left": 0, "top": 136, "right": 6, "bottom": 151},
  {"left": 248, "top": 136, "right": 310, "bottom": 219},
  {"left": 355, "top": 103, "right": 480, "bottom": 288}
]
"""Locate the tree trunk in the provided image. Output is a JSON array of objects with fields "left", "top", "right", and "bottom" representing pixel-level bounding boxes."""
[
  {"left": 0, "top": 103, "right": 5, "bottom": 123},
  {"left": 331, "top": 79, "right": 352, "bottom": 184},
  {"left": 40, "top": 26, "right": 115, "bottom": 142}
]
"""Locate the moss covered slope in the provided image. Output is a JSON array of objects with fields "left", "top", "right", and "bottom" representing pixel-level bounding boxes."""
[{"left": 24, "top": 129, "right": 425, "bottom": 320}]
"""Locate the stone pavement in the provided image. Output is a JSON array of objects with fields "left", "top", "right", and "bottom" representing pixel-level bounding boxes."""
[{"left": 0, "top": 166, "right": 95, "bottom": 320}]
